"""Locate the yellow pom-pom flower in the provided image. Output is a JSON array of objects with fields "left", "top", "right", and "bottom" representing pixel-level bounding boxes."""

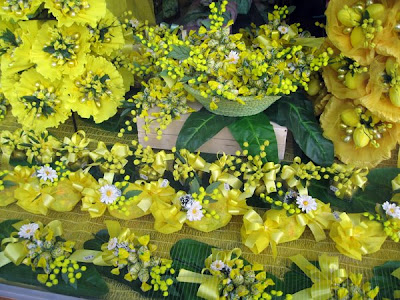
[
  {"left": 64, "top": 55, "right": 124, "bottom": 123},
  {"left": 44, "top": 0, "right": 106, "bottom": 27},
  {"left": 31, "top": 21, "right": 91, "bottom": 80}
]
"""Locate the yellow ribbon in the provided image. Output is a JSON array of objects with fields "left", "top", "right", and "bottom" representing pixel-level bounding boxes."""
[
  {"left": 219, "top": 187, "right": 250, "bottom": 215},
  {"left": 204, "top": 248, "right": 242, "bottom": 271},
  {"left": 241, "top": 209, "right": 305, "bottom": 256},
  {"left": 392, "top": 268, "right": 400, "bottom": 298},
  {"left": 89, "top": 142, "right": 132, "bottom": 173},
  {"left": 329, "top": 213, "right": 387, "bottom": 260},
  {"left": 62, "top": 131, "right": 90, "bottom": 163},
  {"left": 209, "top": 154, "right": 242, "bottom": 189},
  {"left": 290, "top": 254, "right": 348, "bottom": 300},
  {"left": 14, "top": 181, "right": 53, "bottom": 215},
  {"left": 151, "top": 196, "right": 186, "bottom": 234},
  {"left": 391, "top": 174, "right": 400, "bottom": 204},
  {"left": 185, "top": 151, "right": 210, "bottom": 172},
  {"left": 26, "top": 133, "right": 60, "bottom": 164},
  {"left": 280, "top": 164, "right": 308, "bottom": 195},
  {"left": 138, "top": 179, "right": 176, "bottom": 213},
  {"left": 177, "top": 269, "right": 219, "bottom": 300},
  {"left": 243, "top": 162, "right": 280, "bottom": 195},
  {"left": 331, "top": 165, "right": 368, "bottom": 199}
]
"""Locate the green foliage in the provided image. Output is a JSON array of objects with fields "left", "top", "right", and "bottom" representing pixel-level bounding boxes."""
[
  {"left": 167, "top": 45, "right": 191, "bottom": 60},
  {"left": 371, "top": 261, "right": 400, "bottom": 300}
]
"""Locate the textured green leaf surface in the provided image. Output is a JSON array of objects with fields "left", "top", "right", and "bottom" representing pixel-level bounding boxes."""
[
  {"left": 371, "top": 261, "right": 400, "bottom": 300},
  {"left": 229, "top": 113, "right": 279, "bottom": 163},
  {"left": 176, "top": 109, "right": 237, "bottom": 151}
]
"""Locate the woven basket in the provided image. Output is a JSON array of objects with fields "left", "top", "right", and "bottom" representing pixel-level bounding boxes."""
[{"left": 184, "top": 85, "right": 281, "bottom": 117}]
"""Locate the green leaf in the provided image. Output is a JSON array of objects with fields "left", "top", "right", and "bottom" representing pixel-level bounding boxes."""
[
  {"left": 283, "top": 261, "right": 318, "bottom": 294},
  {"left": 266, "top": 94, "right": 334, "bottom": 166},
  {"left": 371, "top": 261, "right": 400, "bottom": 299},
  {"left": 162, "top": 0, "right": 179, "bottom": 19},
  {"left": 0, "top": 219, "right": 20, "bottom": 242},
  {"left": 205, "top": 182, "right": 220, "bottom": 194},
  {"left": 0, "top": 29, "right": 18, "bottom": 47},
  {"left": 233, "top": 0, "right": 252, "bottom": 14},
  {"left": 309, "top": 168, "right": 400, "bottom": 213},
  {"left": 229, "top": 114, "right": 279, "bottom": 163},
  {"left": 176, "top": 109, "right": 237, "bottom": 151},
  {"left": 189, "top": 178, "right": 200, "bottom": 194},
  {"left": 167, "top": 44, "right": 191, "bottom": 61},
  {"left": 124, "top": 190, "right": 142, "bottom": 199}
]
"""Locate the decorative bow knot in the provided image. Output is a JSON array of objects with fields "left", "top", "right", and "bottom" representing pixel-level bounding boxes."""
[
  {"left": 219, "top": 187, "right": 250, "bottom": 215},
  {"left": 280, "top": 164, "right": 308, "bottom": 195},
  {"left": 62, "top": 130, "right": 91, "bottom": 163}
]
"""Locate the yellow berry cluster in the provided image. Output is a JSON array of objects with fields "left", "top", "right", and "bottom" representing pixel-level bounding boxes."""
[
  {"left": 191, "top": 187, "right": 221, "bottom": 220},
  {"left": 149, "top": 261, "right": 175, "bottom": 297},
  {"left": 45, "top": 256, "right": 87, "bottom": 287},
  {"left": 110, "top": 177, "right": 141, "bottom": 216}
]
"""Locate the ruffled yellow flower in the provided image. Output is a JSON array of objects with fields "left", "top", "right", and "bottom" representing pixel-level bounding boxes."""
[
  {"left": 0, "top": 20, "right": 18, "bottom": 57},
  {"left": 44, "top": 0, "right": 106, "bottom": 27},
  {"left": 88, "top": 9, "right": 124, "bottom": 56},
  {"left": 31, "top": 21, "right": 91, "bottom": 80},
  {"left": 359, "top": 55, "right": 400, "bottom": 122},
  {"left": 0, "top": 0, "right": 42, "bottom": 21},
  {"left": 320, "top": 97, "right": 400, "bottom": 167},
  {"left": 8, "top": 69, "right": 71, "bottom": 132},
  {"left": 329, "top": 212, "right": 387, "bottom": 260},
  {"left": 326, "top": 0, "right": 388, "bottom": 65},
  {"left": 64, "top": 55, "right": 124, "bottom": 123}
]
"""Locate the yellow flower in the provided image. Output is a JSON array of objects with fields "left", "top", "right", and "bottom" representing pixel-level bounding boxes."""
[
  {"left": 0, "top": 0, "right": 42, "bottom": 21},
  {"left": 0, "top": 20, "right": 18, "bottom": 57},
  {"left": 89, "top": 9, "right": 125, "bottom": 56},
  {"left": 8, "top": 69, "right": 71, "bottom": 132},
  {"left": 320, "top": 96, "right": 400, "bottom": 168},
  {"left": 329, "top": 212, "right": 387, "bottom": 260},
  {"left": 44, "top": 0, "right": 106, "bottom": 27},
  {"left": 64, "top": 55, "right": 124, "bottom": 123},
  {"left": 31, "top": 21, "right": 91, "bottom": 80}
]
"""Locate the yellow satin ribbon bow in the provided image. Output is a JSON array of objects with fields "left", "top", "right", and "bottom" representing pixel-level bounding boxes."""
[
  {"left": 241, "top": 209, "right": 305, "bottom": 256},
  {"left": 392, "top": 268, "right": 400, "bottom": 298},
  {"left": 219, "top": 187, "right": 250, "bottom": 215},
  {"left": 26, "top": 132, "right": 60, "bottom": 164},
  {"left": 209, "top": 154, "right": 242, "bottom": 189},
  {"left": 329, "top": 213, "right": 387, "bottom": 260},
  {"left": 280, "top": 164, "right": 308, "bottom": 195},
  {"left": 151, "top": 197, "right": 186, "bottom": 234},
  {"left": 185, "top": 151, "right": 210, "bottom": 172},
  {"left": 62, "top": 131, "right": 90, "bottom": 163},
  {"left": 204, "top": 248, "right": 242, "bottom": 271},
  {"left": 81, "top": 182, "right": 107, "bottom": 218},
  {"left": 89, "top": 142, "right": 132, "bottom": 173},
  {"left": 177, "top": 269, "right": 220, "bottom": 300},
  {"left": 14, "top": 181, "right": 54, "bottom": 215},
  {"left": 332, "top": 165, "right": 368, "bottom": 199},
  {"left": 290, "top": 254, "right": 348, "bottom": 300},
  {"left": 295, "top": 200, "right": 334, "bottom": 242},
  {"left": 0, "top": 220, "right": 63, "bottom": 268},
  {"left": 244, "top": 162, "right": 281, "bottom": 195}
]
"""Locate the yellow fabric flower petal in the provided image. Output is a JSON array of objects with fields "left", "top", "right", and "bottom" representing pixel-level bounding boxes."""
[
  {"left": 320, "top": 97, "right": 400, "bottom": 168},
  {"left": 64, "top": 55, "right": 124, "bottom": 123},
  {"left": 0, "top": 0, "right": 42, "bottom": 22},
  {"left": 44, "top": 0, "right": 106, "bottom": 27},
  {"left": 31, "top": 21, "right": 91, "bottom": 80}
]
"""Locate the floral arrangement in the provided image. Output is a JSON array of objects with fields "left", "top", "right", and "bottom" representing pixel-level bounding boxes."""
[
  {"left": 310, "top": 0, "right": 400, "bottom": 167},
  {"left": 0, "top": 128, "right": 400, "bottom": 261}
]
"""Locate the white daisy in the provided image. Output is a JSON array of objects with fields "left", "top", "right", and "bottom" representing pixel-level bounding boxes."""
[
  {"left": 186, "top": 201, "right": 204, "bottom": 221},
  {"left": 278, "top": 25, "right": 289, "bottom": 34},
  {"left": 36, "top": 166, "right": 58, "bottom": 182},
  {"left": 99, "top": 184, "right": 121, "bottom": 205},
  {"left": 108, "top": 237, "right": 118, "bottom": 250},
  {"left": 18, "top": 223, "right": 39, "bottom": 239},
  {"left": 129, "top": 18, "right": 140, "bottom": 28},
  {"left": 210, "top": 260, "right": 225, "bottom": 271},
  {"left": 382, "top": 201, "right": 400, "bottom": 219},
  {"left": 296, "top": 195, "right": 317, "bottom": 213},
  {"left": 226, "top": 50, "right": 240, "bottom": 64}
]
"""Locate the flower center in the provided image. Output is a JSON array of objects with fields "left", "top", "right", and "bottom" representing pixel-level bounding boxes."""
[
  {"left": 106, "top": 190, "right": 112, "bottom": 197},
  {"left": 2, "top": 0, "right": 32, "bottom": 15},
  {"left": 21, "top": 83, "right": 60, "bottom": 118},
  {"left": 76, "top": 71, "right": 111, "bottom": 105},
  {"left": 303, "top": 200, "right": 309, "bottom": 206},
  {"left": 44, "top": 31, "right": 80, "bottom": 67},
  {"left": 54, "top": 0, "right": 90, "bottom": 16}
]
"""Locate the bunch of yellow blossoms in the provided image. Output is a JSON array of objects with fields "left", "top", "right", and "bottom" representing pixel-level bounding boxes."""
[{"left": 316, "top": 0, "right": 400, "bottom": 167}]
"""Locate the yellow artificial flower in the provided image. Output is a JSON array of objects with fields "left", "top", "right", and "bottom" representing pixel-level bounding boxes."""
[
  {"left": 44, "top": 0, "right": 106, "bottom": 27},
  {"left": 320, "top": 96, "right": 400, "bottom": 168},
  {"left": 31, "top": 21, "right": 91, "bottom": 80},
  {"left": 329, "top": 212, "right": 387, "bottom": 260},
  {"left": 0, "top": 0, "right": 42, "bottom": 21},
  {"left": 0, "top": 20, "right": 18, "bottom": 57},
  {"left": 88, "top": 9, "right": 125, "bottom": 56},
  {"left": 64, "top": 55, "right": 124, "bottom": 123},
  {"left": 360, "top": 55, "right": 400, "bottom": 122},
  {"left": 8, "top": 68, "right": 71, "bottom": 132}
]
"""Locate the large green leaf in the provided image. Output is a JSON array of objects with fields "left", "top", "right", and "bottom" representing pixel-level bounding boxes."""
[
  {"left": 176, "top": 109, "right": 237, "bottom": 151},
  {"left": 229, "top": 113, "right": 279, "bottom": 163},
  {"left": 282, "top": 261, "right": 318, "bottom": 294},
  {"left": 309, "top": 168, "right": 400, "bottom": 213},
  {"left": 266, "top": 94, "right": 334, "bottom": 166},
  {"left": 371, "top": 261, "right": 400, "bottom": 300},
  {"left": 233, "top": 0, "right": 252, "bottom": 14},
  {"left": 0, "top": 219, "right": 20, "bottom": 241},
  {"left": 167, "top": 45, "right": 191, "bottom": 60}
]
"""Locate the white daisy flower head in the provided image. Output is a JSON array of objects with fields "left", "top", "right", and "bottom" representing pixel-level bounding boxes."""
[
  {"left": 278, "top": 25, "right": 289, "bottom": 34},
  {"left": 108, "top": 237, "right": 118, "bottom": 250},
  {"left": 210, "top": 260, "right": 225, "bottom": 271},
  {"left": 99, "top": 184, "right": 121, "bottom": 205},
  {"left": 186, "top": 201, "right": 204, "bottom": 221},
  {"left": 382, "top": 201, "right": 400, "bottom": 219},
  {"left": 37, "top": 166, "right": 58, "bottom": 182},
  {"left": 129, "top": 18, "right": 140, "bottom": 28},
  {"left": 18, "top": 223, "right": 39, "bottom": 239},
  {"left": 226, "top": 50, "right": 240, "bottom": 64},
  {"left": 296, "top": 194, "right": 317, "bottom": 213}
]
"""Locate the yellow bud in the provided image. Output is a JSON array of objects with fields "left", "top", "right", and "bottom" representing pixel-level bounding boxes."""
[
  {"left": 306, "top": 78, "right": 321, "bottom": 96},
  {"left": 340, "top": 108, "right": 360, "bottom": 127},
  {"left": 366, "top": 4, "right": 385, "bottom": 22},
  {"left": 389, "top": 85, "right": 400, "bottom": 107},
  {"left": 350, "top": 26, "right": 366, "bottom": 48},
  {"left": 385, "top": 57, "right": 397, "bottom": 75},
  {"left": 344, "top": 72, "right": 368, "bottom": 89},
  {"left": 353, "top": 127, "right": 370, "bottom": 148},
  {"left": 337, "top": 7, "right": 362, "bottom": 27}
]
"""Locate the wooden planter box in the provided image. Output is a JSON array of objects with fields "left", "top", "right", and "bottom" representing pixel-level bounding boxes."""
[{"left": 137, "top": 102, "right": 288, "bottom": 160}]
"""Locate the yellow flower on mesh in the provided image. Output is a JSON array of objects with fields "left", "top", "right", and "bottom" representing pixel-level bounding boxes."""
[
  {"left": 31, "top": 21, "right": 91, "bottom": 80},
  {"left": 8, "top": 69, "right": 71, "bottom": 133},
  {"left": 0, "top": 0, "right": 42, "bottom": 21},
  {"left": 64, "top": 55, "right": 124, "bottom": 123},
  {"left": 44, "top": 0, "right": 106, "bottom": 27},
  {"left": 88, "top": 9, "right": 125, "bottom": 56},
  {"left": 320, "top": 96, "right": 400, "bottom": 168}
]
